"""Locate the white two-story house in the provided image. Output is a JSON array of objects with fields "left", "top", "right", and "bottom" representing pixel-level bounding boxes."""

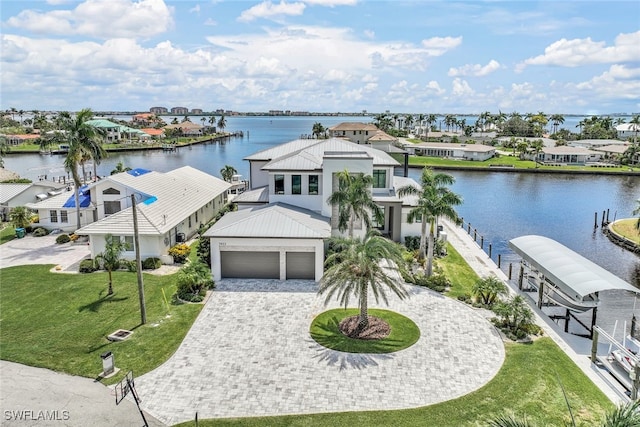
[{"left": 204, "top": 138, "right": 421, "bottom": 282}]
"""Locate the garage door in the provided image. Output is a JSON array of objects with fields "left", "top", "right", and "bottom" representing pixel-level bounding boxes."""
[
  {"left": 286, "top": 252, "right": 315, "bottom": 280},
  {"left": 221, "top": 251, "right": 279, "bottom": 279}
]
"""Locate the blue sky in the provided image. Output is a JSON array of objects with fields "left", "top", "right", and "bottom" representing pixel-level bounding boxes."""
[{"left": 1, "top": 0, "right": 639, "bottom": 114}]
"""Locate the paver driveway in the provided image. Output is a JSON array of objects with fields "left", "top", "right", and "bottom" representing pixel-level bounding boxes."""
[{"left": 135, "top": 279, "right": 505, "bottom": 425}]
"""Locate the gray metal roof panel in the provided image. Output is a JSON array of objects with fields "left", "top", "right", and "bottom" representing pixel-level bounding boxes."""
[{"left": 509, "top": 235, "right": 637, "bottom": 299}]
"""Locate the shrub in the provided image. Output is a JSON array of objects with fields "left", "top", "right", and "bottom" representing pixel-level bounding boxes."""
[
  {"left": 125, "top": 260, "right": 137, "bottom": 272},
  {"left": 32, "top": 227, "right": 49, "bottom": 237},
  {"left": 176, "top": 261, "right": 214, "bottom": 302},
  {"left": 168, "top": 243, "right": 191, "bottom": 264},
  {"left": 55, "top": 234, "right": 71, "bottom": 244},
  {"left": 492, "top": 295, "right": 536, "bottom": 340},
  {"left": 142, "top": 257, "right": 162, "bottom": 270},
  {"left": 413, "top": 273, "right": 450, "bottom": 292},
  {"left": 196, "top": 236, "right": 211, "bottom": 267},
  {"left": 69, "top": 233, "right": 79, "bottom": 242},
  {"left": 79, "top": 259, "right": 97, "bottom": 273},
  {"left": 472, "top": 276, "right": 508, "bottom": 307},
  {"left": 404, "top": 235, "right": 420, "bottom": 251}
]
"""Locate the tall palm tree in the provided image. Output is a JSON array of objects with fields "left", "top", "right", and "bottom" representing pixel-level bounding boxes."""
[
  {"left": 397, "top": 167, "right": 461, "bottom": 276},
  {"left": 220, "top": 165, "right": 237, "bottom": 182},
  {"left": 208, "top": 115, "right": 216, "bottom": 131},
  {"left": 217, "top": 115, "right": 227, "bottom": 134},
  {"left": 61, "top": 108, "right": 103, "bottom": 227},
  {"left": 549, "top": 114, "right": 565, "bottom": 134},
  {"left": 530, "top": 139, "right": 545, "bottom": 168},
  {"left": 327, "top": 169, "right": 383, "bottom": 239},
  {"left": 425, "top": 114, "right": 437, "bottom": 139},
  {"left": 312, "top": 122, "right": 325, "bottom": 139},
  {"left": 629, "top": 115, "right": 640, "bottom": 143},
  {"left": 319, "top": 230, "right": 409, "bottom": 337}
]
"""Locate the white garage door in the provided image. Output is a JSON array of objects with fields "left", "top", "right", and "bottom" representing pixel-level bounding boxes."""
[
  {"left": 286, "top": 252, "right": 315, "bottom": 280},
  {"left": 221, "top": 251, "right": 279, "bottom": 279}
]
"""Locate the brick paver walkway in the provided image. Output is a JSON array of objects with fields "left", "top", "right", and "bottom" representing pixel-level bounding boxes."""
[{"left": 135, "top": 280, "right": 505, "bottom": 425}]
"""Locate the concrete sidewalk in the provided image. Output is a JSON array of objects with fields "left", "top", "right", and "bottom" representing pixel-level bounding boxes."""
[
  {"left": 0, "top": 361, "right": 165, "bottom": 427},
  {"left": 441, "top": 218, "right": 628, "bottom": 404}
]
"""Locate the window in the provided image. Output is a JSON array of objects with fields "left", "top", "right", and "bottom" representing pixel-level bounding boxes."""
[
  {"left": 104, "top": 201, "right": 121, "bottom": 215},
  {"left": 50, "top": 210, "right": 58, "bottom": 223},
  {"left": 308, "top": 175, "right": 319, "bottom": 195},
  {"left": 102, "top": 187, "right": 121, "bottom": 195},
  {"left": 124, "top": 236, "right": 134, "bottom": 252},
  {"left": 60, "top": 210, "right": 68, "bottom": 223},
  {"left": 274, "top": 174, "right": 285, "bottom": 194},
  {"left": 291, "top": 175, "right": 301, "bottom": 195},
  {"left": 373, "top": 170, "right": 386, "bottom": 188},
  {"left": 195, "top": 211, "right": 198, "bottom": 223},
  {"left": 188, "top": 215, "right": 192, "bottom": 228}
]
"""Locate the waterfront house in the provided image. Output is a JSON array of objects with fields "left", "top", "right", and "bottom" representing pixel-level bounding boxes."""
[
  {"left": 0, "top": 181, "right": 65, "bottom": 221},
  {"left": 616, "top": 123, "right": 640, "bottom": 140},
  {"left": 204, "top": 138, "right": 422, "bottom": 282},
  {"left": 535, "top": 146, "right": 602, "bottom": 165},
  {"left": 3, "top": 134, "right": 41, "bottom": 146},
  {"left": 591, "top": 144, "right": 630, "bottom": 162},
  {"left": 76, "top": 166, "right": 230, "bottom": 264},
  {"left": 404, "top": 142, "right": 496, "bottom": 161},
  {"left": 25, "top": 186, "right": 95, "bottom": 232},
  {"left": 327, "top": 122, "right": 385, "bottom": 145},
  {"left": 163, "top": 121, "right": 203, "bottom": 137}
]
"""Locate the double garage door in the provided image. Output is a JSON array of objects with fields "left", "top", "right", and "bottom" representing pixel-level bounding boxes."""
[{"left": 220, "top": 251, "right": 315, "bottom": 280}]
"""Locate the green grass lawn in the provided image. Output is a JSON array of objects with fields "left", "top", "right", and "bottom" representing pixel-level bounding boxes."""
[
  {"left": 174, "top": 338, "right": 611, "bottom": 427},
  {"left": 0, "top": 265, "right": 201, "bottom": 385},
  {"left": 611, "top": 218, "right": 640, "bottom": 244},
  {"left": 408, "top": 155, "right": 640, "bottom": 173},
  {"left": 310, "top": 308, "right": 420, "bottom": 353},
  {"left": 0, "top": 222, "right": 16, "bottom": 245},
  {"left": 438, "top": 243, "right": 479, "bottom": 298}
]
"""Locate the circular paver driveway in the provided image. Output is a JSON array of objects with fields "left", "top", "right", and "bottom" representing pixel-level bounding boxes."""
[{"left": 135, "top": 280, "right": 505, "bottom": 425}]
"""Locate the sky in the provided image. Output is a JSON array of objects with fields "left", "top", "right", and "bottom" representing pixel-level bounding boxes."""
[{"left": 1, "top": 0, "right": 639, "bottom": 115}]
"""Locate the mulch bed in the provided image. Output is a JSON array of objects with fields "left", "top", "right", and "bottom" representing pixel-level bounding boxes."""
[{"left": 339, "top": 315, "right": 391, "bottom": 340}]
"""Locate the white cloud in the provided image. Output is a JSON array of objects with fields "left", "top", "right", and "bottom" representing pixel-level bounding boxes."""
[
  {"left": 303, "top": 0, "right": 358, "bottom": 6},
  {"left": 364, "top": 29, "right": 375, "bottom": 39},
  {"left": 189, "top": 4, "right": 200, "bottom": 14},
  {"left": 425, "top": 81, "right": 445, "bottom": 96},
  {"left": 574, "top": 65, "right": 640, "bottom": 100},
  {"left": 204, "top": 18, "right": 217, "bottom": 26},
  {"left": 516, "top": 31, "right": 640, "bottom": 71},
  {"left": 451, "top": 78, "right": 474, "bottom": 97},
  {"left": 420, "top": 36, "right": 462, "bottom": 56},
  {"left": 448, "top": 60, "right": 501, "bottom": 77},
  {"left": 6, "top": 0, "right": 174, "bottom": 39},
  {"left": 238, "top": 1, "right": 306, "bottom": 23}
]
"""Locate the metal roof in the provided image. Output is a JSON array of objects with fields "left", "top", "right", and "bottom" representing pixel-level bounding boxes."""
[
  {"left": 509, "top": 235, "right": 638, "bottom": 299},
  {"left": 77, "top": 166, "right": 231, "bottom": 236},
  {"left": 204, "top": 203, "right": 331, "bottom": 239},
  {"left": 232, "top": 186, "right": 269, "bottom": 204},
  {"left": 0, "top": 183, "right": 32, "bottom": 204}
]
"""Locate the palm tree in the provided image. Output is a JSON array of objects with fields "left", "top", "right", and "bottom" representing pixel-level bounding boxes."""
[
  {"left": 9, "top": 206, "right": 33, "bottom": 229},
  {"left": 516, "top": 140, "right": 529, "bottom": 159},
  {"left": 60, "top": 108, "right": 103, "bottom": 227},
  {"left": 425, "top": 114, "right": 437, "bottom": 139},
  {"left": 220, "top": 165, "right": 237, "bottom": 182},
  {"left": 217, "top": 115, "right": 227, "bottom": 134},
  {"left": 208, "top": 115, "right": 216, "bottom": 131},
  {"left": 472, "top": 276, "right": 507, "bottom": 307},
  {"left": 327, "top": 169, "right": 383, "bottom": 239},
  {"left": 397, "top": 167, "right": 462, "bottom": 276},
  {"left": 530, "top": 139, "right": 545, "bottom": 168},
  {"left": 200, "top": 117, "right": 206, "bottom": 134},
  {"left": 110, "top": 161, "right": 132, "bottom": 175},
  {"left": 549, "top": 114, "right": 565, "bottom": 134},
  {"left": 96, "top": 234, "right": 129, "bottom": 295},
  {"left": 0, "top": 135, "right": 8, "bottom": 167},
  {"left": 312, "top": 122, "right": 325, "bottom": 139},
  {"left": 318, "top": 230, "right": 409, "bottom": 337}
]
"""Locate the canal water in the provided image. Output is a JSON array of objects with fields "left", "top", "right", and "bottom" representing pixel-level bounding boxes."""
[{"left": 4, "top": 116, "right": 639, "bottom": 333}]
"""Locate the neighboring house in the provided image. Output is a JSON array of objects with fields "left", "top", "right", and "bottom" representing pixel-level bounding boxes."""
[
  {"left": 404, "top": 142, "right": 496, "bottom": 161},
  {"left": 591, "top": 144, "right": 630, "bottom": 162},
  {"left": 535, "top": 146, "right": 603, "bottom": 165},
  {"left": 0, "top": 181, "right": 65, "bottom": 221},
  {"left": 76, "top": 166, "right": 231, "bottom": 264},
  {"left": 3, "top": 134, "right": 40, "bottom": 146},
  {"left": 570, "top": 139, "right": 628, "bottom": 149},
  {"left": 164, "top": 122, "right": 203, "bottom": 136},
  {"left": 26, "top": 186, "right": 95, "bottom": 232},
  {"left": 204, "top": 138, "right": 422, "bottom": 282},
  {"left": 132, "top": 113, "right": 154, "bottom": 126},
  {"left": 616, "top": 123, "right": 640, "bottom": 140},
  {"left": 327, "top": 122, "right": 381, "bottom": 144},
  {"left": 86, "top": 119, "right": 148, "bottom": 143}
]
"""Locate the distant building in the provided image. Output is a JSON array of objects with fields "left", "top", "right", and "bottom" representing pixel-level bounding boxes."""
[
  {"left": 132, "top": 113, "right": 154, "bottom": 125},
  {"left": 191, "top": 108, "right": 203, "bottom": 114},
  {"left": 327, "top": 122, "right": 380, "bottom": 145},
  {"left": 616, "top": 123, "right": 640, "bottom": 140},
  {"left": 150, "top": 107, "right": 168, "bottom": 114},
  {"left": 171, "top": 107, "right": 189, "bottom": 115}
]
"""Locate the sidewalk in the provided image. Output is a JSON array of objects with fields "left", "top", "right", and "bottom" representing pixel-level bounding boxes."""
[{"left": 442, "top": 219, "right": 628, "bottom": 404}]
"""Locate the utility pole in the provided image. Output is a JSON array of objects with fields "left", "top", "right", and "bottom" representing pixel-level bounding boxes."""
[{"left": 131, "top": 194, "right": 147, "bottom": 324}]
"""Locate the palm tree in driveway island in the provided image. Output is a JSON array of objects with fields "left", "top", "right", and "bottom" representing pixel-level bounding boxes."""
[
  {"left": 319, "top": 230, "right": 409, "bottom": 338},
  {"left": 327, "top": 169, "right": 383, "bottom": 239},
  {"left": 397, "top": 167, "right": 462, "bottom": 276}
]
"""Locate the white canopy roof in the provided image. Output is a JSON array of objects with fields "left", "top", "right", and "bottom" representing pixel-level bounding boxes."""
[{"left": 509, "top": 235, "right": 638, "bottom": 300}]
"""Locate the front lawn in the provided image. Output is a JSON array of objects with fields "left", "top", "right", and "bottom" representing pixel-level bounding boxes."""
[
  {"left": 437, "top": 242, "right": 478, "bottom": 298},
  {"left": 0, "top": 222, "right": 16, "bottom": 245},
  {"left": 0, "top": 265, "right": 201, "bottom": 385},
  {"left": 175, "top": 338, "right": 611, "bottom": 426},
  {"left": 611, "top": 218, "right": 640, "bottom": 244}
]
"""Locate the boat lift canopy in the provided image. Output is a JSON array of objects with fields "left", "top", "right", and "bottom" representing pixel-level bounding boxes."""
[
  {"left": 509, "top": 235, "right": 638, "bottom": 338},
  {"left": 509, "top": 235, "right": 638, "bottom": 300}
]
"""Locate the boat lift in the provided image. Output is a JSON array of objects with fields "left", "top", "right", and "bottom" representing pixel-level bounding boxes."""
[
  {"left": 592, "top": 324, "right": 640, "bottom": 399},
  {"left": 509, "top": 235, "right": 639, "bottom": 339}
]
